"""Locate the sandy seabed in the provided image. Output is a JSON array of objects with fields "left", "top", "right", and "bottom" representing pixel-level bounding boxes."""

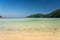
[{"left": 0, "top": 30, "right": 60, "bottom": 40}]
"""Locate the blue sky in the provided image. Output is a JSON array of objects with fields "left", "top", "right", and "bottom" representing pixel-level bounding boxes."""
[{"left": 0, "top": 0, "right": 60, "bottom": 17}]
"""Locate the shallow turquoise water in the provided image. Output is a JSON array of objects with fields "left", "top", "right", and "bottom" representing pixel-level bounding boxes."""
[{"left": 0, "top": 18, "right": 60, "bottom": 31}]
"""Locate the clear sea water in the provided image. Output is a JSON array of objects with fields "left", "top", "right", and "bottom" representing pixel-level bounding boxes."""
[{"left": 0, "top": 18, "right": 60, "bottom": 31}]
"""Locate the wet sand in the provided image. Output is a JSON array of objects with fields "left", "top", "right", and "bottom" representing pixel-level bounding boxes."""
[{"left": 0, "top": 30, "right": 60, "bottom": 40}]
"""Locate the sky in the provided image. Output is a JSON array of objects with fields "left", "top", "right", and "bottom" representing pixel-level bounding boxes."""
[{"left": 0, "top": 0, "right": 60, "bottom": 17}]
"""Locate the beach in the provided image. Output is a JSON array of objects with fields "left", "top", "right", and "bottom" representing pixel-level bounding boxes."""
[
  {"left": 0, "top": 18, "right": 60, "bottom": 40},
  {"left": 0, "top": 30, "right": 60, "bottom": 40},
  {"left": 0, "top": 0, "right": 60, "bottom": 40}
]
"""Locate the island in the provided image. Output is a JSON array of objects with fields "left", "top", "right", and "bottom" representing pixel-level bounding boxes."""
[{"left": 26, "top": 9, "right": 60, "bottom": 18}]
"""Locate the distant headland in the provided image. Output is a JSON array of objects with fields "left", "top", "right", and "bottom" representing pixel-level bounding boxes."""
[
  {"left": 26, "top": 9, "right": 60, "bottom": 18},
  {"left": 0, "top": 16, "right": 2, "bottom": 18}
]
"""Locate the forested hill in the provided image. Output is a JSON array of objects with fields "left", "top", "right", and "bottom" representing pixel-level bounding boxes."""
[
  {"left": 26, "top": 9, "right": 60, "bottom": 18},
  {"left": 0, "top": 16, "right": 2, "bottom": 18}
]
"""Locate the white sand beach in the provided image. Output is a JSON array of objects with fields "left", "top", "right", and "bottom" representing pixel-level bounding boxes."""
[{"left": 0, "top": 30, "right": 60, "bottom": 40}]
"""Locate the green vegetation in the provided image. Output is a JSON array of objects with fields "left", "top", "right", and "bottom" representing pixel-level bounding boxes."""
[
  {"left": 46, "top": 9, "right": 60, "bottom": 18},
  {"left": 26, "top": 9, "right": 60, "bottom": 18},
  {"left": 26, "top": 13, "right": 44, "bottom": 18},
  {"left": 0, "top": 16, "right": 2, "bottom": 18}
]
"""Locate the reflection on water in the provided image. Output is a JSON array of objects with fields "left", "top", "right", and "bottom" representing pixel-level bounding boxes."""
[{"left": 0, "top": 18, "right": 60, "bottom": 31}]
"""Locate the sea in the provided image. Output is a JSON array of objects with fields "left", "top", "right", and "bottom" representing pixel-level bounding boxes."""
[{"left": 0, "top": 18, "right": 60, "bottom": 31}]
